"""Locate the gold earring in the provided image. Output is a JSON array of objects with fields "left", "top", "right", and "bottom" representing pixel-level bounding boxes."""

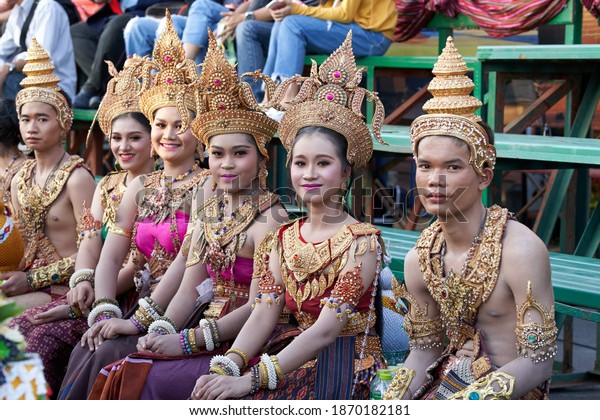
[
  {"left": 295, "top": 194, "right": 302, "bottom": 210},
  {"left": 258, "top": 161, "right": 268, "bottom": 190},
  {"left": 340, "top": 181, "right": 347, "bottom": 207}
]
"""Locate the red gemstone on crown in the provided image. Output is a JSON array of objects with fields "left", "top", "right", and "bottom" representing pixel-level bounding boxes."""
[
  {"left": 326, "top": 93, "right": 334, "bottom": 101},
  {"left": 218, "top": 105, "right": 225, "bottom": 110},
  {"left": 165, "top": 56, "right": 171, "bottom": 62},
  {"left": 166, "top": 78, "right": 172, "bottom": 84},
  {"left": 333, "top": 71, "right": 341, "bottom": 78},
  {"left": 214, "top": 79, "right": 221, "bottom": 85}
]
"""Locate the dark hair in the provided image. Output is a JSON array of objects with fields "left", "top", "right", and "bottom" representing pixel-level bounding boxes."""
[
  {"left": 478, "top": 120, "right": 495, "bottom": 145},
  {"left": 0, "top": 99, "right": 21, "bottom": 148},
  {"left": 112, "top": 112, "right": 151, "bottom": 134}
]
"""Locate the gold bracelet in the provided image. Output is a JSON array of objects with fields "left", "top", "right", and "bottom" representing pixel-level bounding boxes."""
[
  {"left": 209, "top": 366, "right": 228, "bottom": 376},
  {"left": 188, "top": 328, "right": 199, "bottom": 353},
  {"left": 383, "top": 367, "right": 416, "bottom": 400},
  {"left": 258, "top": 361, "right": 269, "bottom": 389},
  {"left": 107, "top": 220, "right": 132, "bottom": 238},
  {"left": 225, "top": 348, "right": 249, "bottom": 369},
  {"left": 448, "top": 371, "right": 516, "bottom": 400},
  {"left": 27, "top": 257, "right": 75, "bottom": 291},
  {"left": 270, "top": 355, "right": 285, "bottom": 381}
]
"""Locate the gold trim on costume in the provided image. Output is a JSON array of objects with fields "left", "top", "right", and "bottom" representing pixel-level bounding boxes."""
[
  {"left": 276, "top": 31, "right": 387, "bottom": 169},
  {"left": 410, "top": 37, "right": 496, "bottom": 176},
  {"left": 383, "top": 367, "right": 416, "bottom": 400},
  {"left": 15, "top": 38, "right": 73, "bottom": 132},
  {"left": 27, "top": 256, "right": 75, "bottom": 291},
  {"left": 416, "top": 205, "right": 508, "bottom": 352},
  {"left": 15, "top": 156, "right": 88, "bottom": 268},
  {"left": 393, "top": 282, "right": 444, "bottom": 350},
  {"left": 448, "top": 371, "right": 516, "bottom": 400},
  {"left": 106, "top": 220, "right": 132, "bottom": 238},
  {"left": 515, "top": 281, "right": 558, "bottom": 363}
]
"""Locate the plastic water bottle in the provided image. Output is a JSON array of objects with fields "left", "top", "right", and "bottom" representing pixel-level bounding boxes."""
[{"left": 370, "top": 369, "right": 392, "bottom": 400}]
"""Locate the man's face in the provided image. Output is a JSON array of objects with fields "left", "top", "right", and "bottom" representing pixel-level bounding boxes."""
[
  {"left": 19, "top": 102, "right": 64, "bottom": 153},
  {"left": 415, "top": 136, "right": 485, "bottom": 221}
]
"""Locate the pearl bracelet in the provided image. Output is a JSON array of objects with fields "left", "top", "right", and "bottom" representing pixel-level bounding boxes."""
[
  {"left": 148, "top": 318, "right": 177, "bottom": 335},
  {"left": 209, "top": 355, "right": 240, "bottom": 377},
  {"left": 69, "top": 268, "right": 95, "bottom": 289},
  {"left": 87, "top": 303, "right": 122, "bottom": 327},
  {"left": 261, "top": 353, "right": 277, "bottom": 390},
  {"left": 199, "top": 319, "right": 214, "bottom": 351}
]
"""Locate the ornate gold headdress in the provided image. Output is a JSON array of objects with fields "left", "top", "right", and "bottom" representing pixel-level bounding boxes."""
[
  {"left": 15, "top": 37, "right": 73, "bottom": 132},
  {"left": 410, "top": 37, "right": 496, "bottom": 176},
  {"left": 139, "top": 10, "right": 199, "bottom": 134},
  {"left": 96, "top": 55, "right": 147, "bottom": 136},
  {"left": 276, "top": 31, "right": 387, "bottom": 169},
  {"left": 191, "top": 29, "right": 278, "bottom": 159}
]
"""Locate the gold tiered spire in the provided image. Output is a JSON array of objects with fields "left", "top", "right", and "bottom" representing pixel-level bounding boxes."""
[
  {"left": 410, "top": 36, "right": 496, "bottom": 175},
  {"left": 138, "top": 10, "right": 199, "bottom": 134},
  {"left": 96, "top": 55, "right": 147, "bottom": 136},
  {"left": 15, "top": 37, "right": 73, "bottom": 131},
  {"left": 191, "top": 29, "right": 278, "bottom": 159},
  {"left": 276, "top": 31, "right": 387, "bottom": 169}
]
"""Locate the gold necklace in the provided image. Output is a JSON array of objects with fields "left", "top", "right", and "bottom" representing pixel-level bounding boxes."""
[{"left": 33, "top": 152, "right": 67, "bottom": 190}]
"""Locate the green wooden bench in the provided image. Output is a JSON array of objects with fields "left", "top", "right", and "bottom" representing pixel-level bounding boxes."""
[
  {"left": 70, "top": 108, "right": 105, "bottom": 175},
  {"left": 376, "top": 224, "right": 600, "bottom": 385}
]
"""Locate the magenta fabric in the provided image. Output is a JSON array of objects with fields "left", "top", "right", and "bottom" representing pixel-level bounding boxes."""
[
  {"left": 581, "top": 0, "right": 600, "bottom": 17},
  {"left": 394, "top": 0, "right": 568, "bottom": 41},
  {"left": 206, "top": 255, "right": 254, "bottom": 286},
  {"left": 134, "top": 211, "right": 190, "bottom": 259}
]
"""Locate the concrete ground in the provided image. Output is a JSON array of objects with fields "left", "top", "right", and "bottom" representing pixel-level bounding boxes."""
[{"left": 550, "top": 317, "right": 600, "bottom": 400}]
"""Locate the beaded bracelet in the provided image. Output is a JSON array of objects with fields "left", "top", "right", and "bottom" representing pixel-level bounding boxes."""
[
  {"left": 130, "top": 316, "right": 147, "bottom": 333},
  {"left": 249, "top": 365, "right": 260, "bottom": 395},
  {"left": 87, "top": 303, "right": 122, "bottom": 327},
  {"left": 209, "top": 355, "right": 240, "bottom": 377},
  {"left": 142, "top": 296, "right": 165, "bottom": 316},
  {"left": 180, "top": 329, "right": 193, "bottom": 354},
  {"left": 207, "top": 318, "right": 221, "bottom": 348},
  {"left": 69, "top": 268, "right": 95, "bottom": 289},
  {"left": 260, "top": 353, "right": 277, "bottom": 390},
  {"left": 139, "top": 298, "right": 161, "bottom": 321},
  {"left": 225, "top": 348, "right": 249, "bottom": 369},
  {"left": 92, "top": 297, "right": 119, "bottom": 309},
  {"left": 199, "top": 319, "right": 214, "bottom": 351},
  {"left": 68, "top": 305, "right": 82, "bottom": 320},
  {"left": 148, "top": 317, "right": 177, "bottom": 335}
]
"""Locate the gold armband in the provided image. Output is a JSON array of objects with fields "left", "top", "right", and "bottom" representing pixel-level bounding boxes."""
[
  {"left": 106, "top": 220, "right": 132, "bottom": 238},
  {"left": 26, "top": 257, "right": 75, "bottom": 291},
  {"left": 448, "top": 371, "right": 516, "bottom": 400},
  {"left": 515, "top": 281, "right": 558, "bottom": 363},
  {"left": 394, "top": 283, "right": 445, "bottom": 349},
  {"left": 383, "top": 367, "right": 416, "bottom": 400},
  {"left": 77, "top": 201, "right": 102, "bottom": 247},
  {"left": 321, "top": 263, "right": 363, "bottom": 319}
]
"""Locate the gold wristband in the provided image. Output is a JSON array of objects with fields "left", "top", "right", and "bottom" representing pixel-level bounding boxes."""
[
  {"left": 225, "top": 348, "right": 249, "bottom": 369},
  {"left": 383, "top": 367, "right": 416, "bottom": 400},
  {"left": 107, "top": 220, "right": 132, "bottom": 238},
  {"left": 27, "top": 257, "right": 75, "bottom": 291},
  {"left": 448, "top": 371, "right": 516, "bottom": 400}
]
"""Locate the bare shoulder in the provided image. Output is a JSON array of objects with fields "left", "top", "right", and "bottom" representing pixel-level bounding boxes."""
[
  {"left": 67, "top": 166, "right": 95, "bottom": 188},
  {"left": 251, "top": 203, "right": 289, "bottom": 242},
  {"left": 502, "top": 219, "right": 549, "bottom": 266},
  {"left": 403, "top": 247, "right": 424, "bottom": 289}
]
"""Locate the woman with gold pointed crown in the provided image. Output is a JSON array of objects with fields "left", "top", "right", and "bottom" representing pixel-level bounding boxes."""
[
  {"left": 58, "top": 11, "right": 215, "bottom": 400},
  {"left": 190, "top": 31, "right": 388, "bottom": 400},
  {"left": 82, "top": 29, "right": 296, "bottom": 400},
  {"left": 8, "top": 54, "right": 155, "bottom": 397},
  {"left": 383, "top": 37, "right": 556, "bottom": 400},
  {"left": 0, "top": 98, "right": 27, "bottom": 218}
]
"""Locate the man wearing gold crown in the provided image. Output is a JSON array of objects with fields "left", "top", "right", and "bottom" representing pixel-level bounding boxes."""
[
  {"left": 383, "top": 38, "right": 556, "bottom": 400},
  {"left": 0, "top": 38, "right": 95, "bottom": 313}
]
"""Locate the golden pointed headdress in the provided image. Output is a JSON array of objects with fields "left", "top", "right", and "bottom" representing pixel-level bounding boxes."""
[
  {"left": 138, "top": 10, "right": 199, "bottom": 134},
  {"left": 276, "top": 31, "right": 387, "bottom": 169},
  {"left": 15, "top": 37, "right": 73, "bottom": 132},
  {"left": 410, "top": 37, "right": 496, "bottom": 175},
  {"left": 95, "top": 55, "right": 147, "bottom": 136},
  {"left": 191, "top": 29, "right": 278, "bottom": 159}
]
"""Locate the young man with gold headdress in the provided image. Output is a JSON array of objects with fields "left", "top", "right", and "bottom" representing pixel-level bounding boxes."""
[
  {"left": 383, "top": 38, "right": 556, "bottom": 400},
  {"left": 0, "top": 38, "right": 96, "bottom": 312}
]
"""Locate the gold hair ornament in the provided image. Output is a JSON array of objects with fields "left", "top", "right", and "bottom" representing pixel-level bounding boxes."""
[
  {"left": 15, "top": 37, "right": 73, "bottom": 132},
  {"left": 192, "top": 29, "right": 278, "bottom": 160},
  {"left": 139, "top": 10, "right": 199, "bottom": 134},
  {"left": 410, "top": 37, "right": 496, "bottom": 176},
  {"left": 276, "top": 31, "right": 387, "bottom": 169}
]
